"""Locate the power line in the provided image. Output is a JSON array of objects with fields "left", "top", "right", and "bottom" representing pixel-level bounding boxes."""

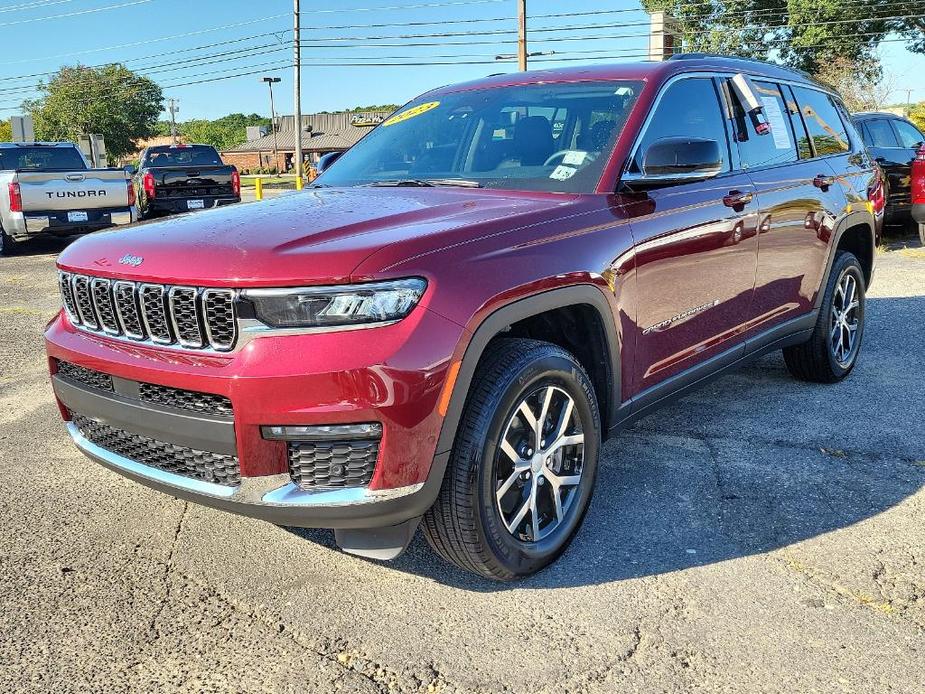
[{"left": 0, "top": 0, "right": 151, "bottom": 27}]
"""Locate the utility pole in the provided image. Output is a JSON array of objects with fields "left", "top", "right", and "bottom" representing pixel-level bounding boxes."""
[
  {"left": 906, "top": 89, "right": 913, "bottom": 117},
  {"left": 261, "top": 77, "right": 282, "bottom": 174},
  {"left": 293, "top": 0, "right": 303, "bottom": 181},
  {"left": 166, "top": 98, "right": 179, "bottom": 144},
  {"left": 517, "top": 0, "right": 527, "bottom": 71}
]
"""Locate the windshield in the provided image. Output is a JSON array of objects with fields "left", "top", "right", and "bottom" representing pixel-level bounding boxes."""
[
  {"left": 143, "top": 145, "right": 223, "bottom": 167},
  {"left": 316, "top": 80, "right": 643, "bottom": 193},
  {"left": 0, "top": 146, "right": 87, "bottom": 172}
]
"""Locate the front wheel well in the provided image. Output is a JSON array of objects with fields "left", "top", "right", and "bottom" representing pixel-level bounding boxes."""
[
  {"left": 488, "top": 303, "right": 615, "bottom": 437},
  {"left": 836, "top": 223, "right": 874, "bottom": 287}
]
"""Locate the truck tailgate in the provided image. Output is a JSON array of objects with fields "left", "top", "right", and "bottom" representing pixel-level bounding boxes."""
[
  {"left": 17, "top": 170, "right": 129, "bottom": 211},
  {"left": 154, "top": 166, "right": 236, "bottom": 197}
]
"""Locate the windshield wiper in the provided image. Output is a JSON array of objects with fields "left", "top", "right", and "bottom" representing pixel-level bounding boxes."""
[{"left": 365, "top": 178, "right": 481, "bottom": 188}]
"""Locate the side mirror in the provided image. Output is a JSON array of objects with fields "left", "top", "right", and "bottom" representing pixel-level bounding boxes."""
[
  {"left": 316, "top": 151, "right": 343, "bottom": 174},
  {"left": 639, "top": 137, "right": 723, "bottom": 180},
  {"left": 124, "top": 164, "right": 137, "bottom": 176}
]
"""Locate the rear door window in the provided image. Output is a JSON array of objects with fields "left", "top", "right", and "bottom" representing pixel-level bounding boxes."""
[
  {"left": 730, "top": 80, "right": 798, "bottom": 169},
  {"left": 633, "top": 77, "right": 730, "bottom": 174},
  {"left": 892, "top": 119, "right": 924, "bottom": 149},
  {"left": 791, "top": 87, "right": 851, "bottom": 156},
  {"left": 863, "top": 119, "right": 900, "bottom": 148}
]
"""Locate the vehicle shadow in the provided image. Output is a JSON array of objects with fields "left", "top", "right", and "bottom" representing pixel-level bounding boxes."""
[
  {"left": 4, "top": 235, "right": 77, "bottom": 258},
  {"left": 286, "top": 295, "right": 925, "bottom": 591}
]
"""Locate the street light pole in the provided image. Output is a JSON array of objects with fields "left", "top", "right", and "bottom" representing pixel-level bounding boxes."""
[
  {"left": 293, "top": 0, "right": 303, "bottom": 182},
  {"left": 261, "top": 77, "right": 281, "bottom": 174}
]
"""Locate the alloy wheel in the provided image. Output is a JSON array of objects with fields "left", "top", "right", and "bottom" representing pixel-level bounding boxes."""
[
  {"left": 494, "top": 385, "right": 585, "bottom": 543},
  {"left": 830, "top": 270, "right": 861, "bottom": 367}
]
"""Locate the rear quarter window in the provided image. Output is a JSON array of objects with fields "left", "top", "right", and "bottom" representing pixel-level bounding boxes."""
[
  {"left": 862, "top": 119, "right": 900, "bottom": 148},
  {"left": 791, "top": 86, "right": 851, "bottom": 156},
  {"left": 893, "top": 119, "right": 924, "bottom": 149}
]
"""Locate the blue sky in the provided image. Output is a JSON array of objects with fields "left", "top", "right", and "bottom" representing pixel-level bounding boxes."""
[{"left": 1, "top": 0, "right": 923, "bottom": 120}]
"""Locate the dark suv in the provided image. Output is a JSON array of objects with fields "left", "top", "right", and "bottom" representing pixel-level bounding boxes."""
[
  {"left": 853, "top": 111, "right": 924, "bottom": 228},
  {"left": 45, "top": 55, "right": 878, "bottom": 580}
]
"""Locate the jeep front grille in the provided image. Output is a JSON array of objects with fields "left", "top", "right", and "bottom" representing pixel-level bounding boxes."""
[
  {"left": 71, "top": 412, "right": 240, "bottom": 486},
  {"left": 59, "top": 271, "right": 237, "bottom": 352}
]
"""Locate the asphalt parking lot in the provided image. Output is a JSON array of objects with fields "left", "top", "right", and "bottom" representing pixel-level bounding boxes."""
[{"left": 1, "top": 236, "right": 923, "bottom": 693}]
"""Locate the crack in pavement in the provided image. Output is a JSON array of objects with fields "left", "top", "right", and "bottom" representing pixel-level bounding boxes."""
[{"left": 146, "top": 502, "right": 187, "bottom": 641}]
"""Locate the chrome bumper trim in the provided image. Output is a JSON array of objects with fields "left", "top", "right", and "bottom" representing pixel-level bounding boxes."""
[
  {"left": 67, "top": 421, "right": 424, "bottom": 508},
  {"left": 67, "top": 421, "right": 236, "bottom": 499},
  {"left": 261, "top": 480, "right": 424, "bottom": 507}
]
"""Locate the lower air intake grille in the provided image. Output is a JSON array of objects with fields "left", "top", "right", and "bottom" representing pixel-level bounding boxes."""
[
  {"left": 56, "top": 361, "right": 114, "bottom": 392},
  {"left": 72, "top": 412, "right": 240, "bottom": 486},
  {"left": 288, "top": 440, "right": 379, "bottom": 489},
  {"left": 139, "top": 382, "right": 233, "bottom": 416}
]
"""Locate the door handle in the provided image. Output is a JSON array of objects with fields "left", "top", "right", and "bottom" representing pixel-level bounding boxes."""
[
  {"left": 813, "top": 175, "right": 835, "bottom": 191},
  {"left": 723, "top": 190, "right": 754, "bottom": 208}
]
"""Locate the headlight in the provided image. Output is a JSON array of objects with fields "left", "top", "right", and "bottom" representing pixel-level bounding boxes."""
[{"left": 243, "top": 278, "right": 426, "bottom": 329}]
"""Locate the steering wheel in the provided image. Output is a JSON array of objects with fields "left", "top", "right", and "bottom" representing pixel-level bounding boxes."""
[{"left": 543, "top": 150, "right": 580, "bottom": 167}]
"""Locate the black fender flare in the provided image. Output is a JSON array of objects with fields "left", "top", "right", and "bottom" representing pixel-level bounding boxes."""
[
  {"left": 434, "top": 284, "right": 622, "bottom": 456},
  {"left": 814, "top": 209, "right": 877, "bottom": 309}
]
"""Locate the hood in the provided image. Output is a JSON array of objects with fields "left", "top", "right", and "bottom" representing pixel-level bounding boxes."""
[{"left": 57, "top": 187, "right": 576, "bottom": 286}]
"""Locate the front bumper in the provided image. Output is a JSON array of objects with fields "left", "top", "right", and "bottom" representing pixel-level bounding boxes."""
[
  {"left": 45, "top": 305, "right": 464, "bottom": 530},
  {"left": 9, "top": 207, "right": 135, "bottom": 240}
]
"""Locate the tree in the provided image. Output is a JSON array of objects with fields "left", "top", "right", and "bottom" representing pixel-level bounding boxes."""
[
  {"left": 640, "top": 0, "right": 903, "bottom": 77},
  {"left": 178, "top": 113, "right": 271, "bottom": 151},
  {"left": 814, "top": 57, "right": 896, "bottom": 112},
  {"left": 909, "top": 103, "right": 925, "bottom": 133},
  {"left": 0, "top": 120, "right": 11, "bottom": 142},
  {"left": 24, "top": 64, "right": 162, "bottom": 160}
]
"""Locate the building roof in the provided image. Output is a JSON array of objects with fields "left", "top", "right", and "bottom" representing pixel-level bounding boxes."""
[{"left": 222, "top": 111, "right": 391, "bottom": 154}]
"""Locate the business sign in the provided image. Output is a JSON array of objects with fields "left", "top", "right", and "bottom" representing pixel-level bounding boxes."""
[{"left": 351, "top": 114, "right": 386, "bottom": 127}]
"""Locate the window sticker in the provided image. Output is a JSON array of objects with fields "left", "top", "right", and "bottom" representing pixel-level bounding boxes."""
[
  {"left": 760, "top": 96, "right": 792, "bottom": 150},
  {"left": 550, "top": 165, "right": 577, "bottom": 180},
  {"left": 562, "top": 150, "right": 588, "bottom": 166},
  {"left": 382, "top": 101, "right": 440, "bottom": 127}
]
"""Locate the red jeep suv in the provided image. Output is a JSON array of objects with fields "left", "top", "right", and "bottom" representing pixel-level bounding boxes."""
[{"left": 45, "top": 56, "right": 878, "bottom": 579}]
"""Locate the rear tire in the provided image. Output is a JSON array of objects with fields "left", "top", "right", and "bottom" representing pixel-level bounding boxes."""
[
  {"left": 0, "top": 227, "right": 20, "bottom": 257},
  {"left": 783, "top": 251, "right": 865, "bottom": 383},
  {"left": 918, "top": 223, "right": 925, "bottom": 247},
  {"left": 423, "top": 338, "right": 601, "bottom": 580}
]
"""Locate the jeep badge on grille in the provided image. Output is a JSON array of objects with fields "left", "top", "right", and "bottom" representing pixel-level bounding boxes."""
[{"left": 118, "top": 254, "right": 143, "bottom": 267}]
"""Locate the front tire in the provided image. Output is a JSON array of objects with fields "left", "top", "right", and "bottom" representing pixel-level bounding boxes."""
[
  {"left": 783, "top": 251, "right": 865, "bottom": 383},
  {"left": 423, "top": 338, "right": 601, "bottom": 580}
]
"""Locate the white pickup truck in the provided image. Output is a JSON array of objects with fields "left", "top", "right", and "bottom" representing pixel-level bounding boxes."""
[{"left": 0, "top": 142, "right": 137, "bottom": 255}]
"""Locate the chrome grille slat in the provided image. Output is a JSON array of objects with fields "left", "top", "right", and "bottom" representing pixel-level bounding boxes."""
[
  {"left": 140, "top": 283, "right": 173, "bottom": 344},
  {"left": 113, "top": 281, "right": 145, "bottom": 340},
  {"left": 57, "top": 272, "right": 237, "bottom": 351},
  {"left": 202, "top": 289, "right": 237, "bottom": 351},
  {"left": 58, "top": 272, "right": 79, "bottom": 323},
  {"left": 72, "top": 275, "right": 99, "bottom": 330},
  {"left": 91, "top": 278, "right": 120, "bottom": 335},
  {"left": 168, "top": 286, "right": 204, "bottom": 348}
]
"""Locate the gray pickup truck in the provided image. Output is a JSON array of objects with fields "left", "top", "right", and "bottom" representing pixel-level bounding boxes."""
[{"left": 0, "top": 142, "right": 136, "bottom": 256}]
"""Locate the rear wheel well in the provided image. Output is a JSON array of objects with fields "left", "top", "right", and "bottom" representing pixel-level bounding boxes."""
[
  {"left": 487, "top": 304, "right": 614, "bottom": 437},
  {"left": 836, "top": 223, "right": 874, "bottom": 287}
]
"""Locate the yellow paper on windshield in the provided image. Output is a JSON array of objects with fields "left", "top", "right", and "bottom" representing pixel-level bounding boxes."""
[{"left": 383, "top": 101, "right": 440, "bottom": 127}]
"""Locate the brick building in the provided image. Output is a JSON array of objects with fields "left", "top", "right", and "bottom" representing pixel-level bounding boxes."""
[{"left": 221, "top": 111, "right": 390, "bottom": 173}]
